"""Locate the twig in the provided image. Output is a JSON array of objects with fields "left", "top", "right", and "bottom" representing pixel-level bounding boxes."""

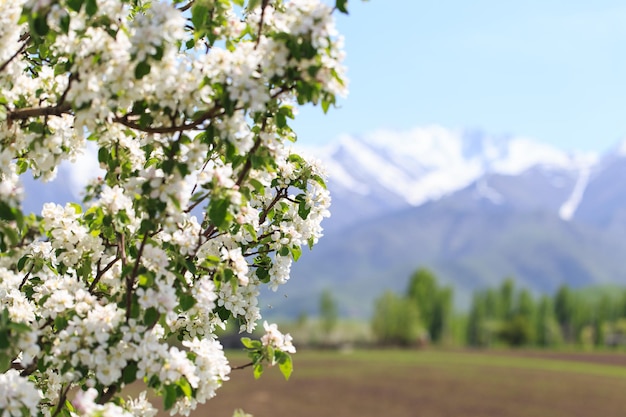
[
  {"left": 232, "top": 361, "right": 254, "bottom": 370},
  {"left": 97, "top": 385, "right": 118, "bottom": 404},
  {"left": 255, "top": 0, "right": 270, "bottom": 49},
  {"left": 0, "top": 35, "right": 30, "bottom": 73},
  {"left": 178, "top": 0, "right": 194, "bottom": 12}
]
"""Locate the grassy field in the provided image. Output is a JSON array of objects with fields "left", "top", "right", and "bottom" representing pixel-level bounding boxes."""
[{"left": 157, "top": 349, "right": 626, "bottom": 417}]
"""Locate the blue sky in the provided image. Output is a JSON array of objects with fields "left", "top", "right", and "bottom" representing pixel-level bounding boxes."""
[{"left": 292, "top": 1, "right": 626, "bottom": 153}]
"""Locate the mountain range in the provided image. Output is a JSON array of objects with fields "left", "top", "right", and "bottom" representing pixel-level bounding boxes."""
[{"left": 267, "top": 127, "right": 626, "bottom": 318}]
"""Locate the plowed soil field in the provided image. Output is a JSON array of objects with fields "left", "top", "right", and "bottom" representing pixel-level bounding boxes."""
[{"left": 158, "top": 349, "right": 626, "bottom": 417}]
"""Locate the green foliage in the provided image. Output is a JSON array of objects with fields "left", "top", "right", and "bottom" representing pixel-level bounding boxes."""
[
  {"left": 319, "top": 289, "right": 338, "bottom": 338},
  {"left": 466, "top": 279, "right": 539, "bottom": 347},
  {"left": 371, "top": 291, "right": 423, "bottom": 346},
  {"left": 406, "top": 268, "right": 453, "bottom": 343},
  {"left": 240, "top": 337, "right": 294, "bottom": 381}
]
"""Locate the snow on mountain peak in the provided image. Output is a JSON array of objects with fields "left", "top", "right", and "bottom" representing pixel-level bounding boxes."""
[
  {"left": 308, "top": 126, "right": 594, "bottom": 208},
  {"left": 316, "top": 128, "right": 487, "bottom": 206},
  {"left": 491, "top": 137, "right": 573, "bottom": 175}
]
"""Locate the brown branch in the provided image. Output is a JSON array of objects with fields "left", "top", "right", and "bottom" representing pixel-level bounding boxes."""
[
  {"left": 0, "top": 35, "right": 30, "bottom": 73},
  {"left": 232, "top": 361, "right": 254, "bottom": 370},
  {"left": 51, "top": 384, "right": 72, "bottom": 417},
  {"left": 8, "top": 102, "right": 72, "bottom": 122},
  {"left": 255, "top": 0, "right": 270, "bottom": 49},
  {"left": 97, "top": 385, "right": 118, "bottom": 405},
  {"left": 259, "top": 187, "right": 287, "bottom": 225},
  {"left": 89, "top": 256, "right": 120, "bottom": 293},
  {"left": 113, "top": 105, "right": 223, "bottom": 134},
  {"left": 18, "top": 265, "right": 34, "bottom": 291},
  {"left": 178, "top": 0, "right": 195, "bottom": 12},
  {"left": 126, "top": 232, "right": 149, "bottom": 322},
  {"left": 11, "top": 360, "right": 37, "bottom": 376}
]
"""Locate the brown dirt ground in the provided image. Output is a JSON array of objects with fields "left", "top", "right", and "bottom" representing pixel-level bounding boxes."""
[
  {"left": 482, "top": 348, "right": 626, "bottom": 367},
  {"left": 156, "top": 350, "right": 626, "bottom": 417}
]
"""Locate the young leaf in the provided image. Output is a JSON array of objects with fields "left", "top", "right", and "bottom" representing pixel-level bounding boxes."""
[
  {"left": 278, "top": 353, "right": 293, "bottom": 380},
  {"left": 336, "top": 0, "right": 349, "bottom": 14},
  {"left": 178, "top": 378, "right": 193, "bottom": 398},
  {"left": 253, "top": 362, "right": 264, "bottom": 379}
]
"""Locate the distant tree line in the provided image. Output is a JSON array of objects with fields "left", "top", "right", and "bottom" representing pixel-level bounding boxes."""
[
  {"left": 371, "top": 269, "right": 626, "bottom": 349},
  {"left": 371, "top": 268, "right": 453, "bottom": 346}
]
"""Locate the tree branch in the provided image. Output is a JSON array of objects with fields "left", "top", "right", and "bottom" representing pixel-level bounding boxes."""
[
  {"left": 8, "top": 102, "right": 72, "bottom": 122},
  {"left": 255, "top": 0, "right": 271, "bottom": 49},
  {"left": 97, "top": 385, "right": 118, "bottom": 405},
  {"left": 231, "top": 361, "right": 254, "bottom": 370},
  {"left": 178, "top": 0, "right": 194, "bottom": 12},
  {"left": 127, "top": 232, "right": 149, "bottom": 322},
  {"left": 51, "top": 384, "right": 72, "bottom": 417},
  {"left": 89, "top": 256, "right": 120, "bottom": 293},
  {"left": 0, "top": 35, "right": 30, "bottom": 73}
]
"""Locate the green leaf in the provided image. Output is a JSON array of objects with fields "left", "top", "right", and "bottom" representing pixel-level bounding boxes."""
[
  {"left": 216, "top": 305, "right": 231, "bottom": 321},
  {"left": 191, "top": 3, "right": 209, "bottom": 29},
  {"left": 233, "top": 0, "right": 244, "bottom": 6},
  {"left": 0, "top": 352, "right": 11, "bottom": 373},
  {"left": 278, "top": 353, "right": 293, "bottom": 380},
  {"left": 59, "top": 14, "right": 70, "bottom": 33},
  {"left": 32, "top": 15, "right": 49, "bottom": 37},
  {"left": 336, "top": 0, "right": 349, "bottom": 14},
  {"left": 298, "top": 200, "right": 311, "bottom": 220},
  {"left": 122, "top": 361, "right": 138, "bottom": 384},
  {"left": 135, "top": 61, "right": 152, "bottom": 79},
  {"left": 209, "top": 198, "right": 230, "bottom": 230},
  {"left": 247, "top": 0, "right": 261, "bottom": 11},
  {"left": 178, "top": 378, "right": 193, "bottom": 398},
  {"left": 144, "top": 307, "right": 160, "bottom": 327},
  {"left": 17, "top": 255, "right": 30, "bottom": 272},
  {"left": 253, "top": 362, "right": 263, "bottom": 379},
  {"left": 179, "top": 294, "right": 196, "bottom": 311},
  {"left": 0, "top": 202, "right": 14, "bottom": 221},
  {"left": 240, "top": 337, "right": 254, "bottom": 349},
  {"left": 54, "top": 315, "right": 69, "bottom": 331},
  {"left": 66, "top": 0, "right": 83, "bottom": 12},
  {"left": 98, "top": 147, "right": 109, "bottom": 165},
  {"left": 0, "top": 331, "right": 9, "bottom": 349},
  {"left": 311, "top": 174, "right": 327, "bottom": 189},
  {"left": 321, "top": 99, "right": 331, "bottom": 114},
  {"left": 290, "top": 245, "right": 302, "bottom": 262},
  {"left": 68, "top": 202, "right": 82, "bottom": 214},
  {"left": 276, "top": 112, "right": 287, "bottom": 129},
  {"left": 85, "top": 0, "right": 98, "bottom": 16},
  {"left": 163, "top": 384, "right": 177, "bottom": 411},
  {"left": 8, "top": 322, "right": 30, "bottom": 334},
  {"left": 255, "top": 267, "right": 270, "bottom": 283},
  {"left": 240, "top": 337, "right": 262, "bottom": 349},
  {"left": 16, "top": 159, "right": 28, "bottom": 175}
]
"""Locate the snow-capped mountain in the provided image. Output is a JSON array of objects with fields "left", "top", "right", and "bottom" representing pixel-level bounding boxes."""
[
  {"left": 305, "top": 127, "right": 598, "bottom": 232},
  {"left": 263, "top": 128, "right": 626, "bottom": 318}
]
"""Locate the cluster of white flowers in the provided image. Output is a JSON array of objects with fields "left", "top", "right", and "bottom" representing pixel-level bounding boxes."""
[
  {"left": 261, "top": 321, "right": 296, "bottom": 354},
  {"left": 73, "top": 388, "right": 135, "bottom": 417},
  {"left": 0, "top": 0, "right": 344, "bottom": 415},
  {"left": 41, "top": 203, "right": 104, "bottom": 267},
  {"left": 0, "top": 370, "right": 42, "bottom": 417}
]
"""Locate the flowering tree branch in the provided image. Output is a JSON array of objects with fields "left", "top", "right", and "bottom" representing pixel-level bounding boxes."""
[{"left": 0, "top": 0, "right": 347, "bottom": 415}]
